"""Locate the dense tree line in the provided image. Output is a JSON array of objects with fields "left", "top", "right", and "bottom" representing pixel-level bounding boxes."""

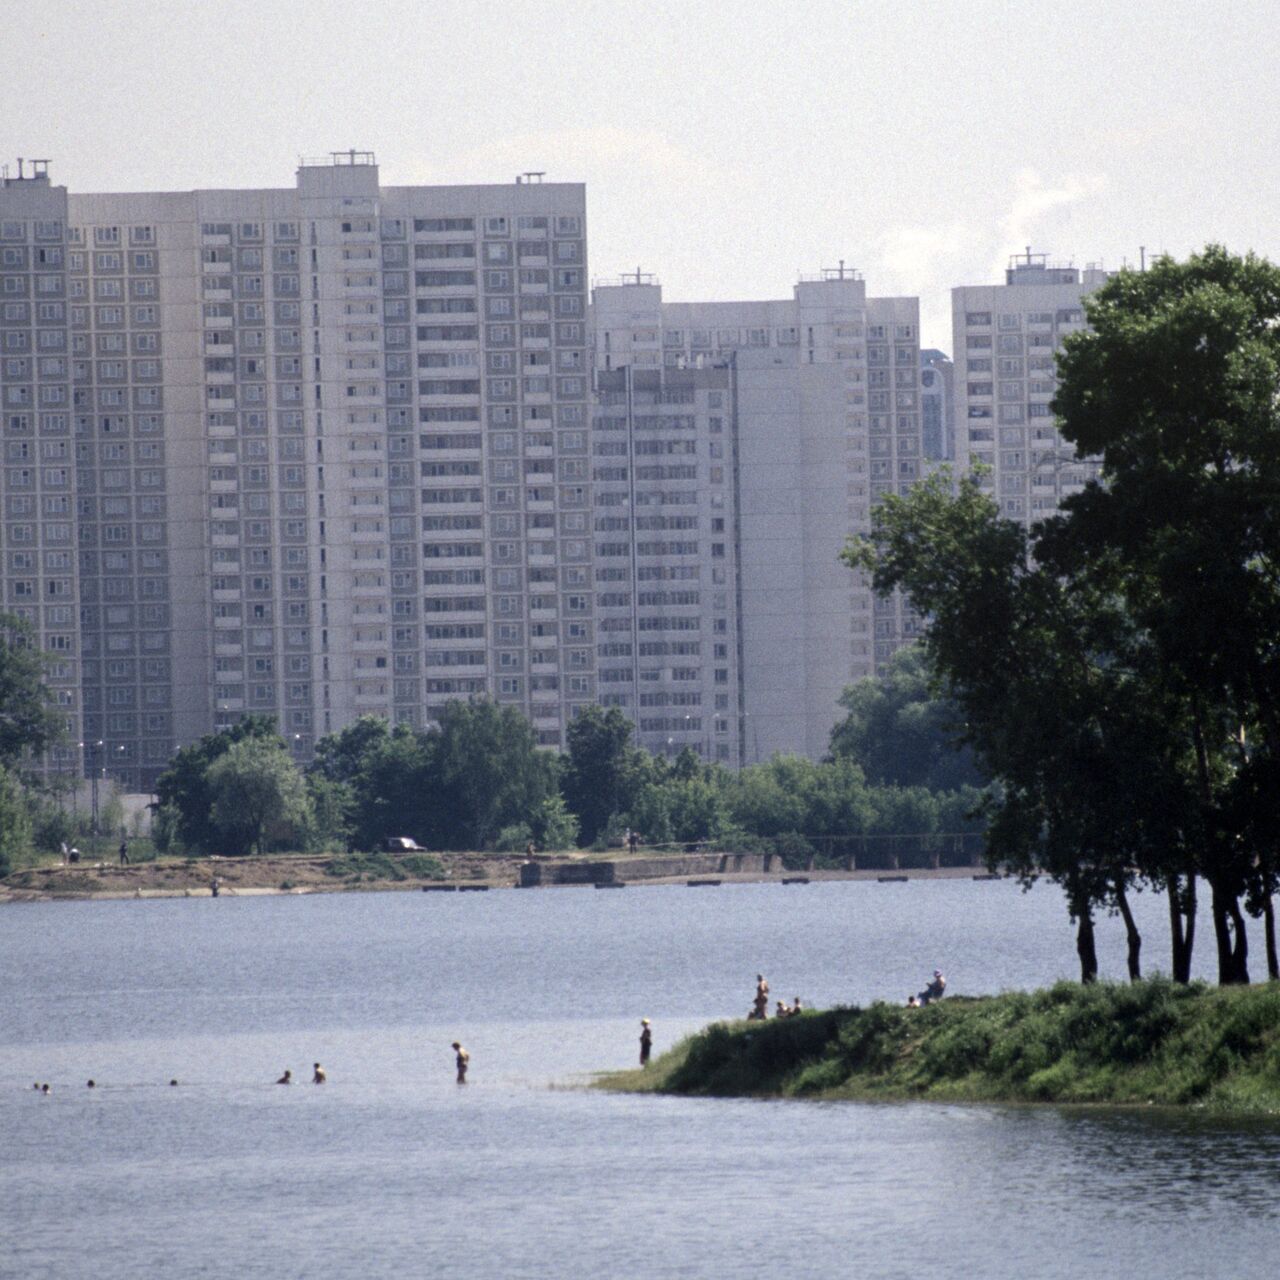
[
  {"left": 146, "top": 694, "right": 984, "bottom": 871},
  {"left": 847, "top": 247, "right": 1280, "bottom": 986}
]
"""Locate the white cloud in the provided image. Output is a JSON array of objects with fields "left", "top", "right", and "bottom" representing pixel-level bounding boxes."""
[{"left": 994, "top": 167, "right": 1106, "bottom": 274}]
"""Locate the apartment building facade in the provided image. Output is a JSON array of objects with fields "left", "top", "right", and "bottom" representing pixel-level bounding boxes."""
[
  {"left": 952, "top": 252, "right": 1108, "bottom": 525},
  {"left": 590, "top": 271, "right": 924, "bottom": 762},
  {"left": 592, "top": 363, "right": 741, "bottom": 763},
  {"left": 0, "top": 155, "right": 594, "bottom": 790}
]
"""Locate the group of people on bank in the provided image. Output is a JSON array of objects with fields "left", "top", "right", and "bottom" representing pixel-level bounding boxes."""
[{"left": 747, "top": 974, "right": 805, "bottom": 1021}]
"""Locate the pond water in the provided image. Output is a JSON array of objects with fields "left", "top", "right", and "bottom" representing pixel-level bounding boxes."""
[{"left": 2, "top": 879, "right": 1277, "bottom": 1278}]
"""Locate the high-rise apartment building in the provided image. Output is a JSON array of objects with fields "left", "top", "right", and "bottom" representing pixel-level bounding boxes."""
[
  {"left": 593, "top": 363, "right": 741, "bottom": 763},
  {"left": 1, "top": 154, "right": 593, "bottom": 789},
  {"left": 591, "top": 270, "right": 923, "bottom": 761},
  {"left": 952, "top": 251, "right": 1108, "bottom": 525}
]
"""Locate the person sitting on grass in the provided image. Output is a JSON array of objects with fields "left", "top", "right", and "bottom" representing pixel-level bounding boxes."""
[{"left": 919, "top": 970, "right": 946, "bottom": 1005}]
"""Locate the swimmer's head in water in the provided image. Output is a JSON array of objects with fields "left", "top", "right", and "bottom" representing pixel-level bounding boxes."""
[{"left": 87, "top": 1080, "right": 95, "bottom": 1088}]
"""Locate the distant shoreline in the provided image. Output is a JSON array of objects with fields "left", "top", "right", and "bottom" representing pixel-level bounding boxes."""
[{"left": 0, "top": 852, "right": 990, "bottom": 904}]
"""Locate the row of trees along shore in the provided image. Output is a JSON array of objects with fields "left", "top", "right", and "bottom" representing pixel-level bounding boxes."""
[
  {"left": 847, "top": 247, "right": 1280, "bottom": 987},
  {"left": 145, "top": 694, "right": 986, "bottom": 872}
]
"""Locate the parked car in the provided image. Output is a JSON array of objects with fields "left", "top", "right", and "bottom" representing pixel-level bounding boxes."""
[{"left": 385, "top": 836, "right": 427, "bottom": 852}]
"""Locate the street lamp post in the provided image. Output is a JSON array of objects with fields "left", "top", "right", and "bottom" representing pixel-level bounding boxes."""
[{"left": 89, "top": 739, "right": 103, "bottom": 860}]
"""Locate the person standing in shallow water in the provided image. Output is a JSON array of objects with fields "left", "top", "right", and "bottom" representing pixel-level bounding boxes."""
[
  {"left": 452, "top": 1042, "right": 469, "bottom": 1084},
  {"left": 639, "top": 1018, "right": 653, "bottom": 1067},
  {"left": 312, "top": 1062, "right": 326, "bottom": 1084}
]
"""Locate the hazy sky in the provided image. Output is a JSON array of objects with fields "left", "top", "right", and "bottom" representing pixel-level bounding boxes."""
[{"left": 5, "top": 0, "right": 1278, "bottom": 349}]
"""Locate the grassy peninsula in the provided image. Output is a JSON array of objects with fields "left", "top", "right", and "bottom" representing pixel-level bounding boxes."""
[{"left": 600, "top": 980, "right": 1280, "bottom": 1114}]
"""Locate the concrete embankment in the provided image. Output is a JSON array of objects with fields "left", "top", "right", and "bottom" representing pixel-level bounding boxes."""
[{"left": 1, "top": 848, "right": 985, "bottom": 902}]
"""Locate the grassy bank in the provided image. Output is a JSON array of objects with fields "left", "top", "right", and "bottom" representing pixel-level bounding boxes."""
[{"left": 600, "top": 980, "right": 1280, "bottom": 1114}]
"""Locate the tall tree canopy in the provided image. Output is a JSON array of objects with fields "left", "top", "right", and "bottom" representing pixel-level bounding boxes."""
[
  {"left": 1048, "top": 246, "right": 1280, "bottom": 983},
  {"left": 847, "top": 247, "right": 1280, "bottom": 984},
  {"left": 207, "top": 737, "right": 311, "bottom": 856},
  {"left": 0, "top": 611, "right": 64, "bottom": 770},
  {"left": 154, "top": 715, "right": 281, "bottom": 854},
  {"left": 829, "top": 645, "right": 984, "bottom": 790},
  {"left": 561, "top": 704, "right": 653, "bottom": 844}
]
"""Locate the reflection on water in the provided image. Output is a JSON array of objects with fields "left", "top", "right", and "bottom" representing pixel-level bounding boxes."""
[{"left": 2, "top": 882, "right": 1277, "bottom": 1279}]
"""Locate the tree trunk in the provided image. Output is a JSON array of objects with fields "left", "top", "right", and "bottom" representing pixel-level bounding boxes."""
[
  {"left": 1264, "top": 889, "right": 1279, "bottom": 982},
  {"left": 1184, "top": 874, "right": 1197, "bottom": 981},
  {"left": 1227, "top": 895, "right": 1251, "bottom": 984},
  {"left": 1115, "top": 884, "right": 1142, "bottom": 982},
  {"left": 1210, "top": 876, "right": 1250, "bottom": 985},
  {"left": 1076, "top": 907, "right": 1098, "bottom": 984},
  {"left": 1167, "top": 875, "right": 1196, "bottom": 984}
]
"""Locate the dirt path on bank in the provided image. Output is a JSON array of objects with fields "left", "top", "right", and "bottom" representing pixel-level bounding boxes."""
[{"left": 0, "top": 851, "right": 989, "bottom": 903}]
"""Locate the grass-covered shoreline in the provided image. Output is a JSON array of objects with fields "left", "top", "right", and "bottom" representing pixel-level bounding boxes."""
[{"left": 598, "top": 980, "right": 1280, "bottom": 1114}]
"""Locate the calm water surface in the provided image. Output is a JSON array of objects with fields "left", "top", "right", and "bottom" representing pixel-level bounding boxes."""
[{"left": 2, "top": 880, "right": 1277, "bottom": 1278}]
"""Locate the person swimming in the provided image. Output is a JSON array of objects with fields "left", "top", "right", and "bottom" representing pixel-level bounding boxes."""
[
  {"left": 41, "top": 1083, "right": 50, "bottom": 1095},
  {"left": 451, "top": 1041, "right": 469, "bottom": 1084},
  {"left": 276, "top": 1069, "right": 292, "bottom": 1085},
  {"left": 312, "top": 1063, "right": 326, "bottom": 1084},
  {"left": 86, "top": 1080, "right": 95, "bottom": 1089}
]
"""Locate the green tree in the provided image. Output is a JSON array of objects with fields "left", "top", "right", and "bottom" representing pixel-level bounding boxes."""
[
  {"left": 207, "top": 737, "right": 311, "bottom": 856},
  {"left": 347, "top": 724, "right": 432, "bottom": 852},
  {"left": 0, "top": 764, "right": 33, "bottom": 876},
  {"left": 425, "top": 699, "right": 558, "bottom": 850},
  {"left": 310, "top": 715, "right": 392, "bottom": 784},
  {"left": 154, "top": 716, "right": 281, "bottom": 854},
  {"left": 0, "top": 611, "right": 64, "bottom": 770},
  {"left": 304, "top": 774, "right": 354, "bottom": 852},
  {"left": 846, "top": 470, "right": 1189, "bottom": 981},
  {"left": 829, "top": 645, "right": 984, "bottom": 790},
  {"left": 530, "top": 794, "right": 579, "bottom": 852},
  {"left": 561, "top": 705, "right": 652, "bottom": 844},
  {"left": 1048, "top": 246, "right": 1280, "bottom": 983}
]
